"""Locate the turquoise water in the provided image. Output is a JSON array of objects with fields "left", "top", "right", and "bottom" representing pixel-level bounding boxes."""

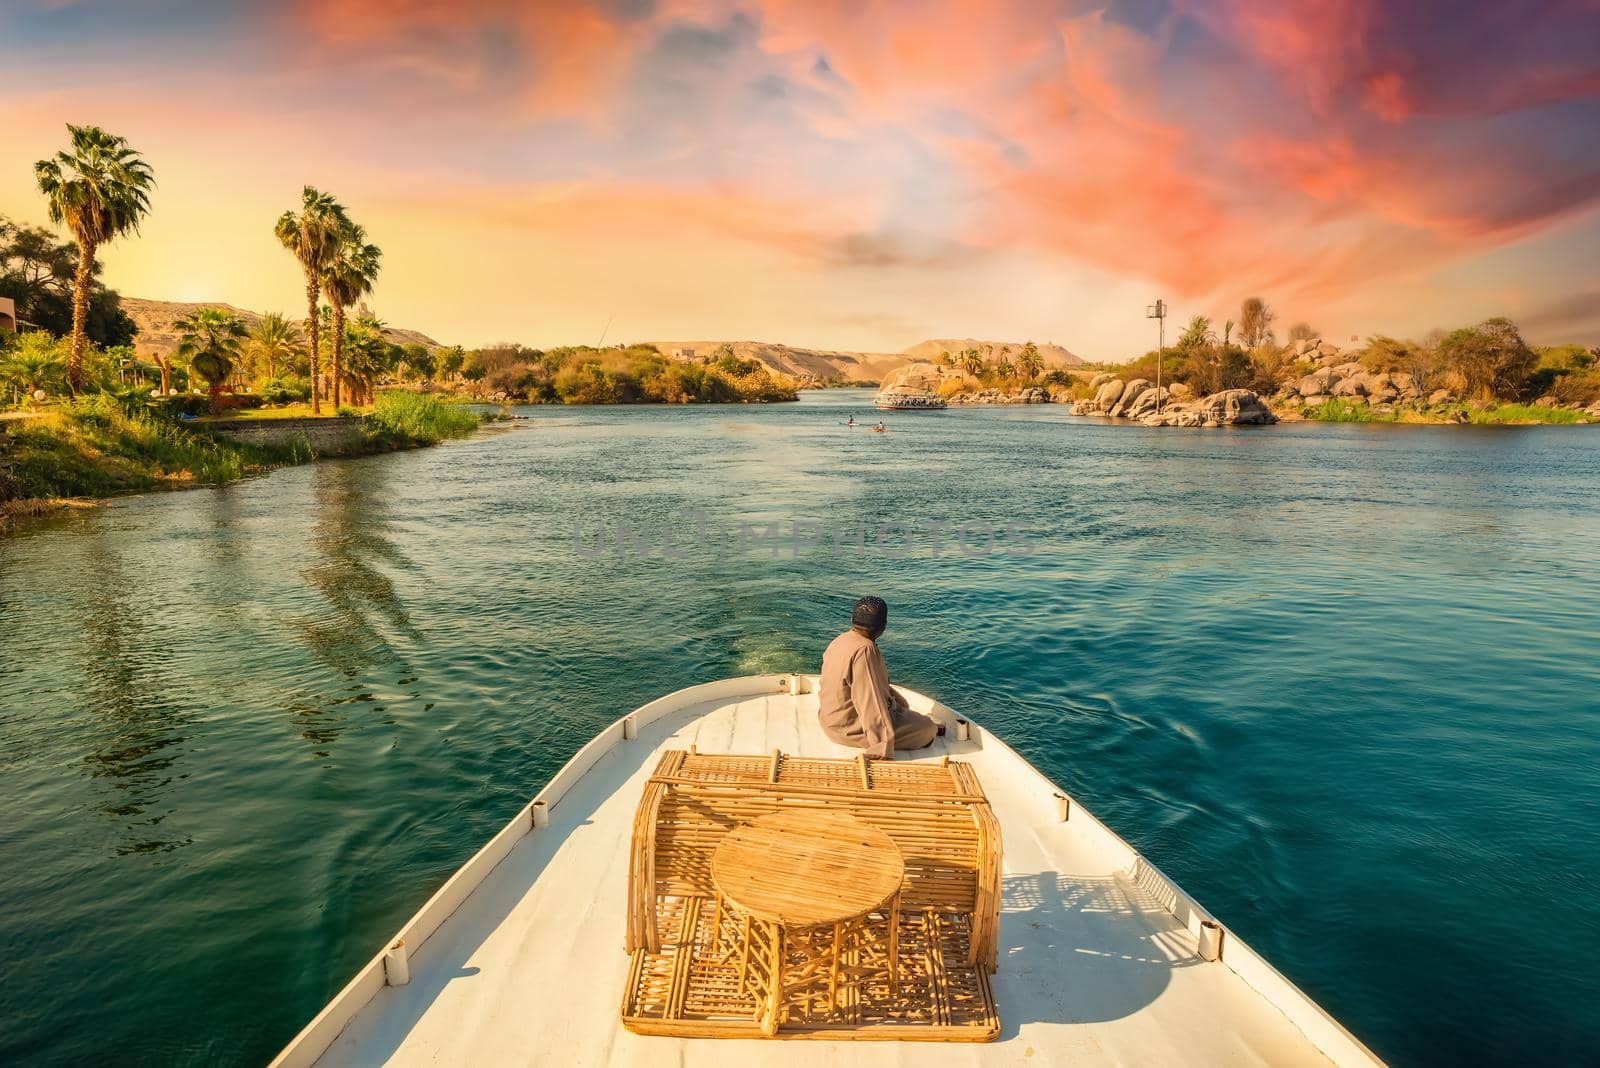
[{"left": 1, "top": 390, "right": 1597, "bottom": 1065}]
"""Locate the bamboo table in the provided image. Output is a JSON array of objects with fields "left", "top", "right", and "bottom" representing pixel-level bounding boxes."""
[{"left": 710, "top": 809, "right": 906, "bottom": 1036}]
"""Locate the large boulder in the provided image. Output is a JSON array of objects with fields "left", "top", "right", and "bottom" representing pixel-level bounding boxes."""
[
  {"left": 1194, "top": 389, "right": 1277, "bottom": 425},
  {"left": 1015, "top": 387, "right": 1049, "bottom": 404},
  {"left": 1109, "top": 378, "right": 1150, "bottom": 417},
  {"left": 1332, "top": 375, "right": 1369, "bottom": 397},
  {"left": 1093, "top": 378, "right": 1126, "bottom": 411},
  {"left": 1124, "top": 385, "right": 1169, "bottom": 418},
  {"left": 1427, "top": 388, "right": 1455, "bottom": 405},
  {"left": 1089, "top": 372, "right": 1116, "bottom": 389},
  {"left": 1142, "top": 404, "right": 1204, "bottom": 428},
  {"left": 1296, "top": 369, "right": 1339, "bottom": 397},
  {"left": 1168, "top": 381, "right": 1193, "bottom": 399}
]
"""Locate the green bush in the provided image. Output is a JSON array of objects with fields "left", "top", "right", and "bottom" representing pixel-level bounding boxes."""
[{"left": 256, "top": 376, "right": 311, "bottom": 404}]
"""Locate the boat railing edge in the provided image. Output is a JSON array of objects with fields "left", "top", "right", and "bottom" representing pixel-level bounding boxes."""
[
  {"left": 924, "top": 697, "right": 1385, "bottom": 1068},
  {"left": 269, "top": 673, "right": 796, "bottom": 1068}
]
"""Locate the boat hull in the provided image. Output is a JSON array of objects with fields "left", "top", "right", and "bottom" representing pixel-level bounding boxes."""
[{"left": 271, "top": 675, "right": 1383, "bottom": 1068}]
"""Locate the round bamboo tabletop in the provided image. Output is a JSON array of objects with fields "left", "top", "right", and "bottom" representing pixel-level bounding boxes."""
[{"left": 710, "top": 810, "right": 905, "bottom": 927}]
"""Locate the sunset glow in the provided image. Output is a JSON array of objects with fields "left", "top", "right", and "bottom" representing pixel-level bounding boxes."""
[{"left": 2, "top": 0, "right": 1597, "bottom": 355}]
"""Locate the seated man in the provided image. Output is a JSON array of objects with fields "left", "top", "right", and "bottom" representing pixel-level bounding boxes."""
[{"left": 819, "top": 596, "right": 943, "bottom": 759}]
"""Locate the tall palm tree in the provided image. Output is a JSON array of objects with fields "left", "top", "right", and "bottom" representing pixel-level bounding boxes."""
[
  {"left": 959, "top": 347, "right": 985, "bottom": 380},
  {"left": 244, "top": 312, "right": 304, "bottom": 381},
  {"left": 174, "top": 307, "right": 247, "bottom": 412},
  {"left": 274, "top": 187, "right": 347, "bottom": 413},
  {"left": 1018, "top": 341, "right": 1044, "bottom": 380},
  {"left": 319, "top": 219, "right": 382, "bottom": 408},
  {"left": 33, "top": 124, "right": 155, "bottom": 394}
]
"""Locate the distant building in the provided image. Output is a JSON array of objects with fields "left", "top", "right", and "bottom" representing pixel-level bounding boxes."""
[
  {"left": 0, "top": 297, "right": 15, "bottom": 334},
  {"left": 675, "top": 347, "right": 695, "bottom": 360}
]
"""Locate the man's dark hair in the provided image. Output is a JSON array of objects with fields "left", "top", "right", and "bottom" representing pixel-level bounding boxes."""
[{"left": 852, "top": 596, "right": 888, "bottom": 636}]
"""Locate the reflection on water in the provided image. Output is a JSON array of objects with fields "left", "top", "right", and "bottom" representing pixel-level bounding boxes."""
[
  {"left": 292, "top": 461, "right": 419, "bottom": 752},
  {"left": 76, "top": 532, "right": 194, "bottom": 856},
  {"left": 0, "top": 395, "right": 1598, "bottom": 1067}
]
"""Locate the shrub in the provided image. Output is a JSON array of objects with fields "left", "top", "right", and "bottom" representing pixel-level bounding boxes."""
[
  {"left": 1438, "top": 318, "right": 1536, "bottom": 401},
  {"left": 256, "top": 375, "right": 311, "bottom": 404}
]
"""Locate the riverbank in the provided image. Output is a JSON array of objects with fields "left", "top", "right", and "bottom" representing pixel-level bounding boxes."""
[{"left": 0, "top": 390, "right": 483, "bottom": 521}]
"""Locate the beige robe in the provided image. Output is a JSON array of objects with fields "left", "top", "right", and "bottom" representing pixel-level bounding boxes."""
[{"left": 818, "top": 629, "right": 940, "bottom": 759}]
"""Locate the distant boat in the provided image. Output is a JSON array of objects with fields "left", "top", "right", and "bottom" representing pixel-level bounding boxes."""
[
  {"left": 875, "top": 388, "right": 946, "bottom": 411},
  {"left": 271, "top": 675, "right": 1383, "bottom": 1067}
]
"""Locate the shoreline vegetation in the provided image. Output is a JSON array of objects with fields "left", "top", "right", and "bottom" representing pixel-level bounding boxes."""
[
  {"left": 0, "top": 390, "right": 483, "bottom": 520},
  {"left": 2, "top": 123, "right": 798, "bottom": 518},
  {"left": 1060, "top": 301, "right": 1600, "bottom": 427}
]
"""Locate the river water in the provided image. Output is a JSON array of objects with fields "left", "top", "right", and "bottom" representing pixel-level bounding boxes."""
[{"left": 1, "top": 390, "right": 1597, "bottom": 1065}]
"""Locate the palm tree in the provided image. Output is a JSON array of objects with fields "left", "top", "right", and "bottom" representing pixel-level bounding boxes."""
[
  {"left": 1, "top": 339, "right": 66, "bottom": 403},
  {"left": 1178, "top": 315, "right": 1215, "bottom": 351},
  {"left": 33, "top": 124, "right": 155, "bottom": 393},
  {"left": 174, "top": 307, "right": 247, "bottom": 412},
  {"left": 319, "top": 219, "right": 382, "bottom": 407},
  {"left": 959, "top": 347, "right": 985, "bottom": 380},
  {"left": 339, "top": 315, "right": 391, "bottom": 406},
  {"left": 274, "top": 187, "right": 347, "bottom": 413},
  {"left": 244, "top": 312, "right": 304, "bottom": 381},
  {"left": 1018, "top": 341, "right": 1044, "bottom": 380},
  {"left": 994, "top": 355, "right": 1016, "bottom": 380}
]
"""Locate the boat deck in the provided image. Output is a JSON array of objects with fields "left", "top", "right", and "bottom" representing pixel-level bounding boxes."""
[{"left": 286, "top": 677, "right": 1376, "bottom": 1067}]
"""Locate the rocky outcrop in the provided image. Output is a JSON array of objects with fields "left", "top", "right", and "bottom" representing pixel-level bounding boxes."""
[
  {"left": 947, "top": 386, "right": 1050, "bottom": 405},
  {"left": 1141, "top": 390, "right": 1275, "bottom": 427}
]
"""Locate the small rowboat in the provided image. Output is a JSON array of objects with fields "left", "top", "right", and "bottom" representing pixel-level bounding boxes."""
[{"left": 271, "top": 675, "right": 1382, "bottom": 1067}]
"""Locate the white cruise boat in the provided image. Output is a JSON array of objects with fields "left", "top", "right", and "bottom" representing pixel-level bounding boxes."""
[
  {"left": 271, "top": 675, "right": 1382, "bottom": 1067},
  {"left": 875, "top": 388, "right": 948, "bottom": 410}
]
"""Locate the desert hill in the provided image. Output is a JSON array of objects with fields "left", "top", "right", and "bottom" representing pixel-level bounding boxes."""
[
  {"left": 649, "top": 337, "right": 1082, "bottom": 384},
  {"left": 648, "top": 341, "right": 905, "bottom": 384},
  {"left": 121, "top": 297, "right": 444, "bottom": 359},
  {"left": 901, "top": 338, "right": 1082, "bottom": 367}
]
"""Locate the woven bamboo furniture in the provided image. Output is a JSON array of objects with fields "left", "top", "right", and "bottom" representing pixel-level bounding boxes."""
[
  {"left": 621, "top": 749, "right": 1001, "bottom": 1040},
  {"left": 711, "top": 811, "right": 905, "bottom": 1035}
]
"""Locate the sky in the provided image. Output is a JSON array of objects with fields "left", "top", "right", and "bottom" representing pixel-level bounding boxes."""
[{"left": 2, "top": 0, "right": 1598, "bottom": 358}]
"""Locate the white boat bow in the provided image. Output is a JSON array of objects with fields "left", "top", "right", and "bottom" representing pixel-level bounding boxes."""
[{"left": 271, "top": 674, "right": 1382, "bottom": 1067}]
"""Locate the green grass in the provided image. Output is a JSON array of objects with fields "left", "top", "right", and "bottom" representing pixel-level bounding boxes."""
[
  {"left": 1466, "top": 403, "right": 1582, "bottom": 425},
  {"left": 1301, "top": 397, "right": 1393, "bottom": 423},
  {"left": 362, "top": 390, "right": 484, "bottom": 446},
  {"left": 0, "top": 395, "right": 312, "bottom": 501},
  {"left": 0, "top": 390, "right": 485, "bottom": 504},
  {"left": 1300, "top": 398, "right": 1586, "bottom": 425}
]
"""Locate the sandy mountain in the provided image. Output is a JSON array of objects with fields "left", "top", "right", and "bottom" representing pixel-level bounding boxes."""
[
  {"left": 121, "top": 297, "right": 444, "bottom": 360},
  {"left": 901, "top": 338, "right": 1083, "bottom": 367},
  {"left": 649, "top": 341, "right": 904, "bottom": 384}
]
